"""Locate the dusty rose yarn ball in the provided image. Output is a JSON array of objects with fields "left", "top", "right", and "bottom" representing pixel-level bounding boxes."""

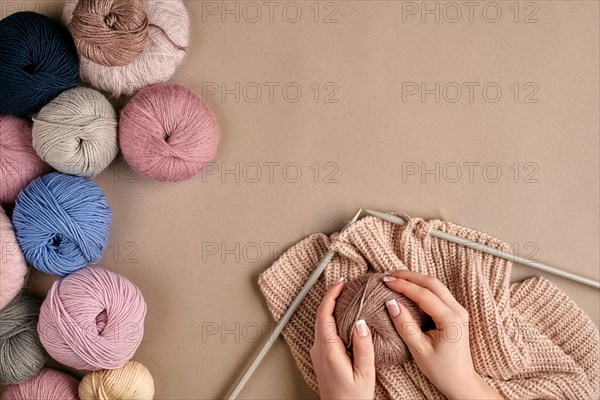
[
  {"left": 119, "top": 84, "right": 219, "bottom": 182},
  {"left": 0, "top": 369, "right": 79, "bottom": 400},
  {"left": 37, "top": 267, "right": 147, "bottom": 370},
  {"left": 0, "top": 207, "right": 27, "bottom": 311},
  {"left": 0, "top": 115, "right": 50, "bottom": 205}
]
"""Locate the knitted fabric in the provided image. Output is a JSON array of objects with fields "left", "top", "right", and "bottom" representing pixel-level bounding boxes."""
[{"left": 258, "top": 214, "right": 600, "bottom": 399}]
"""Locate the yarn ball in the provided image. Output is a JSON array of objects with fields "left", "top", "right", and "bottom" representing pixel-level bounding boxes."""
[
  {"left": 0, "top": 12, "right": 79, "bottom": 117},
  {"left": 0, "top": 207, "right": 27, "bottom": 311},
  {"left": 0, "top": 115, "right": 50, "bottom": 205},
  {"left": 334, "top": 273, "right": 430, "bottom": 368},
  {"left": 38, "top": 267, "right": 147, "bottom": 370},
  {"left": 0, "top": 295, "right": 48, "bottom": 385},
  {"left": 0, "top": 369, "right": 79, "bottom": 400},
  {"left": 69, "top": 0, "right": 149, "bottom": 67},
  {"left": 62, "top": 0, "right": 189, "bottom": 96},
  {"left": 79, "top": 361, "right": 155, "bottom": 400},
  {"left": 119, "top": 84, "right": 219, "bottom": 182},
  {"left": 12, "top": 172, "right": 112, "bottom": 276},
  {"left": 32, "top": 87, "right": 118, "bottom": 177}
]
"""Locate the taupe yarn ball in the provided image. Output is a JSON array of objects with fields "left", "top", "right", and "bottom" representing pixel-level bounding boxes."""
[
  {"left": 32, "top": 87, "right": 118, "bottom": 177},
  {"left": 334, "top": 273, "right": 429, "bottom": 368},
  {"left": 0, "top": 295, "right": 48, "bottom": 384}
]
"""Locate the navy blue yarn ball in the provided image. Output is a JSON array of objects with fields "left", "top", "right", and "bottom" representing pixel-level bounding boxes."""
[
  {"left": 0, "top": 12, "right": 79, "bottom": 117},
  {"left": 12, "top": 172, "right": 112, "bottom": 276}
]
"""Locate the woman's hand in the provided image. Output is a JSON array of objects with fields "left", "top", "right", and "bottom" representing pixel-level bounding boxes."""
[
  {"left": 383, "top": 270, "right": 502, "bottom": 400},
  {"left": 310, "top": 278, "right": 376, "bottom": 400}
]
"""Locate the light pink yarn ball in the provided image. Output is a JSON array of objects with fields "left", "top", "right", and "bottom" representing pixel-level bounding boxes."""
[
  {"left": 0, "top": 369, "right": 79, "bottom": 400},
  {"left": 37, "top": 267, "right": 147, "bottom": 370},
  {"left": 0, "top": 115, "right": 50, "bottom": 205},
  {"left": 62, "top": 0, "right": 189, "bottom": 96},
  {"left": 119, "top": 83, "right": 219, "bottom": 182},
  {"left": 0, "top": 207, "right": 27, "bottom": 311}
]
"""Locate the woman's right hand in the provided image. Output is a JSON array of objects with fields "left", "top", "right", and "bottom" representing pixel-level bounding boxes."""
[{"left": 383, "top": 270, "right": 502, "bottom": 400}]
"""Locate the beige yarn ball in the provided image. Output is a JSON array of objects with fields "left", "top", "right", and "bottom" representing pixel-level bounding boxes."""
[
  {"left": 78, "top": 361, "right": 154, "bottom": 400},
  {"left": 32, "top": 87, "right": 118, "bottom": 177}
]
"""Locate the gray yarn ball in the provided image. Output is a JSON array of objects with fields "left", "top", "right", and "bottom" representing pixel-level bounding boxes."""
[
  {"left": 32, "top": 87, "right": 118, "bottom": 177},
  {"left": 0, "top": 295, "right": 48, "bottom": 385}
]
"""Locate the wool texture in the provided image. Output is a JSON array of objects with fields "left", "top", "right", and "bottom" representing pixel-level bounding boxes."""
[
  {"left": 32, "top": 87, "right": 119, "bottom": 177},
  {"left": 62, "top": 0, "right": 189, "bottom": 96},
  {"left": 0, "top": 115, "right": 50, "bottom": 205},
  {"left": 0, "top": 207, "right": 27, "bottom": 311},
  {"left": 334, "top": 273, "right": 430, "bottom": 368},
  {"left": 258, "top": 214, "right": 600, "bottom": 399},
  {"left": 0, "top": 369, "right": 79, "bottom": 400},
  {"left": 119, "top": 84, "right": 219, "bottom": 182},
  {"left": 12, "top": 172, "right": 112, "bottom": 276},
  {"left": 0, "top": 295, "right": 48, "bottom": 385},
  {"left": 69, "top": 0, "right": 149, "bottom": 67},
  {"left": 38, "top": 267, "right": 147, "bottom": 370},
  {"left": 79, "top": 361, "right": 155, "bottom": 400},
  {"left": 0, "top": 12, "right": 79, "bottom": 117}
]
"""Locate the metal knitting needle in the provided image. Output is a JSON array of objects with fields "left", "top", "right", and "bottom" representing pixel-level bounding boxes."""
[
  {"left": 366, "top": 210, "right": 600, "bottom": 290},
  {"left": 226, "top": 209, "right": 363, "bottom": 400}
]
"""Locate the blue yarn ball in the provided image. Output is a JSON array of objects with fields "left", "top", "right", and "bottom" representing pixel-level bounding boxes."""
[
  {"left": 0, "top": 12, "right": 79, "bottom": 117},
  {"left": 12, "top": 172, "right": 112, "bottom": 276}
]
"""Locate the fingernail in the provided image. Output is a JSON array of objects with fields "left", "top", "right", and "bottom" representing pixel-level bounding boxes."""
[
  {"left": 336, "top": 277, "right": 345, "bottom": 284},
  {"left": 385, "top": 299, "right": 400, "bottom": 317},
  {"left": 355, "top": 320, "right": 368, "bottom": 337},
  {"left": 383, "top": 276, "right": 397, "bottom": 282}
]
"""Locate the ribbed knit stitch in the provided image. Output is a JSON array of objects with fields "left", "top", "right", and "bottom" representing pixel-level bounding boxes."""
[{"left": 258, "top": 214, "right": 599, "bottom": 399}]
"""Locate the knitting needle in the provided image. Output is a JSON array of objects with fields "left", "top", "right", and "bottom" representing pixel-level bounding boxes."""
[
  {"left": 226, "top": 209, "right": 363, "bottom": 400},
  {"left": 366, "top": 210, "right": 600, "bottom": 290}
]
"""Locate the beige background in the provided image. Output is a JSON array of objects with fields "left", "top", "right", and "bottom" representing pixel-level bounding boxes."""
[{"left": 8, "top": 0, "right": 599, "bottom": 398}]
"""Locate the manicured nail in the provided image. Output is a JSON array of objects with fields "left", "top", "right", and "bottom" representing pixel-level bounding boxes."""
[
  {"left": 336, "top": 277, "right": 345, "bottom": 284},
  {"left": 355, "top": 320, "right": 368, "bottom": 337},
  {"left": 383, "top": 276, "right": 397, "bottom": 282},
  {"left": 385, "top": 299, "right": 400, "bottom": 317}
]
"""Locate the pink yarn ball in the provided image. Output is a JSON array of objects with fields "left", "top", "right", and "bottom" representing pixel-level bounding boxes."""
[
  {"left": 119, "top": 83, "right": 219, "bottom": 182},
  {"left": 38, "top": 267, "right": 147, "bottom": 370},
  {"left": 0, "top": 207, "right": 27, "bottom": 311},
  {"left": 0, "top": 369, "right": 79, "bottom": 400},
  {"left": 0, "top": 115, "right": 50, "bottom": 205}
]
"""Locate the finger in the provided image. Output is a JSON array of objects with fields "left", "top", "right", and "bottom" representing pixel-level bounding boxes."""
[
  {"left": 314, "top": 278, "right": 346, "bottom": 345},
  {"left": 383, "top": 277, "right": 456, "bottom": 326},
  {"left": 388, "top": 270, "right": 463, "bottom": 311},
  {"left": 385, "top": 299, "right": 431, "bottom": 356},
  {"left": 351, "top": 320, "right": 375, "bottom": 379}
]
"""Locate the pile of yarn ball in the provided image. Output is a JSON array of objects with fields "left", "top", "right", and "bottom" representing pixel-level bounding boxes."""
[
  {"left": 63, "top": 0, "right": 189, "bottom": 96},
  {"left": 79, "top": 361, "right": 155, "bottom": 400},
  {"left": 0, "top": 115, "right": 49, "bottom": 205},
  {"left": 38, "top": 267, "right": 147, "bottom": 370},
  {"left": 32, "top": 87, "right": 118, "bottom": 177},
  {"left": 12, "top": 172, "right": 112, "bottom": 276},
  {"left": 334, "top": 273, "right": 430, "bottom": 368},
  {"left": 0, "top": 208, "right": 27, "bottom": 310},
  {"left": 119, "top": 83, "right": 220, "bottom": 182},
  {"left": 0, "top": 296, "right": 47, "bottom": 385},
  {"left": 0, "top": 369, "right": 79, "bottom": 400},
  {"left": 0, "top": 12, "right": 79, "bottom": 117}
]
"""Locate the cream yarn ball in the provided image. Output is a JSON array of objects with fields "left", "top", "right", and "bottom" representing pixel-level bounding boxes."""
[
  {"left": 62, "top": 0, "right": 189, "bottom": 96},
  {"left": 32, "top": 87, "right": 118, "bottom": 177},
  {"left": 78, "top": 361, "right": 154, "bottom": 400}
]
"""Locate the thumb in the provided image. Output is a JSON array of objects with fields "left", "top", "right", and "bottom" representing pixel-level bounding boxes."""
[{"left": 351, "top": 320, "right": 375, "bottom": 378}]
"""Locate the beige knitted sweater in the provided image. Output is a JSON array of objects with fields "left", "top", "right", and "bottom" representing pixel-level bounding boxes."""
[{"left": 258, "top": 215, "right": 600, "bottom": 399}]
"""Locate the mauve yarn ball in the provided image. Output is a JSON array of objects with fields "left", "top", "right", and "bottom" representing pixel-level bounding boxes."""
[
  {"left": 63, "top": 0, "right": 189, "bottom": 96},
  {"left": 69, "top": 0, "right": 149, "bottom": 67},
  {"left": 119, "top": 84, "right": 219, "bottom": 182},
  {"left": 0, "top": 369, "right": 79, "bottom": 400},
  {"left": 79, "top": 361, "right": 155, "bottom": 400},
  {"left": 38, "top": 267, "right": 147, "bottom": 370},
  {"left": 0, "top": 115, "right": 50, "bottom": 205},
  {"left": 334, "top": 273, "right": 430, "bottom": 368},
  {"left": 0, "top": 295, "right": 48, "bottom": 385},
  {"left": 12, "top": 172, "right": 112, "bottom": 276},
  {"left": 0, "top": 12, "right": 79, "bottom": 117},
  {"left": 0, "top": 207, "right": 27, "bottom": 311},
  {"left": 32, "top": 87, "right": 119, "bottom": 177}
]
